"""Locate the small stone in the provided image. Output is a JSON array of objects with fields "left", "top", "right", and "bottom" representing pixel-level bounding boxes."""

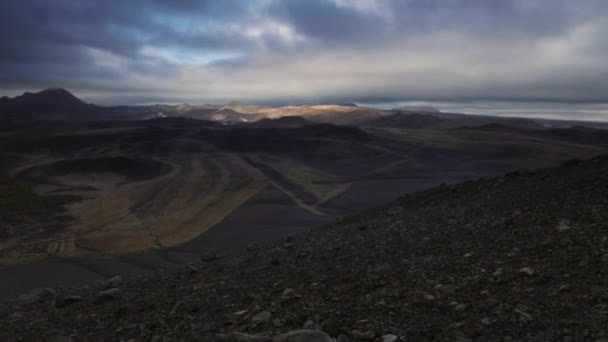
[
  {"left": 519, "top": 267, "right": 536, "bottom": 277},
  {"left": 303, "top": 320, "right": 316, "bottom": 329},
  {"left": 515, "top": 309, "right": 533, "bottom": 323},
  {"left": 201, "top": 249, "right": 219, "bottom": 262},
  {"left": 297, "top": 249, "right": 311, "bottom": 259},
  {"left": 463, "top": 253, "right": 472, "bottom": 258},
  {"left": 556, "top": 220, "right": 572, "bottom": 232},
  {"left": 454, "top": 303, "right": 469, "bottom": 312},
  {"left": 186, "top": 264, "right": 198, "bottom": 274},
  {"left": 382, "top": 334, "right": 398, "bottom": 342},
  {"left": 106, "top": 275, "right": 123, "bottom": 288},
  {"left": 94, "top": 288, "right": 121, "bottom": 304},
  {"left": 321, "top": 317, "right": 341, "bottom": 335},
  {"left": 215, "top": 332, "right": 267, "bottom": 341},
  {"left": 352, "top": 329, "right": 375, "bottom": 340},
  {"left": 424, "top": 294, "right": 436, "bottom": 301},
  {"left": 492, "top": 268, "right": 503, "bottom": 277},
  {"left": 481, "top": 318, "right": 493, "bottom": 326},
  {"left": 234, "top": 309, "right": 248, "bottom": 316},
  {"left": 252, "top": 310, "right": 271, "bottom": 324},
  {"left": 274, "top": 330, "right": 334, "bottom": 342}
]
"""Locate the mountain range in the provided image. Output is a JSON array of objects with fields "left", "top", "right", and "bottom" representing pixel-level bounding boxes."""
[{"left": 5, "top": 88, "right": 601, "bottom": 130}]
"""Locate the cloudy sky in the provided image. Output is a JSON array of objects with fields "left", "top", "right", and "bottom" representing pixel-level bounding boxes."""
[{"left": 1, "top": 0, "right": 608, "bottom": 105}]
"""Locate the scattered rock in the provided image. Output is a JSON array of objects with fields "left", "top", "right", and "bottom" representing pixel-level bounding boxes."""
[
  {"left": 515, "top": 308, "right": 533, "bottom": 324},
  {"left": 94, "top": 288, "right": 121, "bottom": 304},
  {"left": 18, "top": 288, "right": 56, "bottom": 303},
  {"left": 351, "top": 329, "right": 375, "bottom": 340},
  {"left": 186, "top": 264, "right": 198, "bottom": 274},
  {"left": 297, "top": 249, "right": 311, "bottom": 259},
  {"left": 215, "top": 331, "right": 268, "bottom": 341},
  {"left": 386, "top": 206, "right": 403, "bottom": 216},
  {"left": 519, "top": 267, "right": 536, "bottom": 277},
  {"left": 454, "top": 303, "right": 469, "bottom": 312},
  {"left": 106, "top": 275, "right": 123, "bottom": 288},
  {"left": 234, "top": 309, "right": 248, "bottom": 316},
  {"left": 382, "top": 334, "right": 398, "bottom": 342},
  {"left": 201, "top": 249, "right": 219, "bottom": 262},
  {"left": 252, "top": 310, "right": 272, "bottom": 324},
  {"left": 556, "top": 220, "right": 572, "bottom": 232},
  {"left": 321, "top": 317, "right": 341, "bottom": 335},
  {"left": 274, "top": 330, "right": 334, "bottom": 342},
  {"left": 303, "top": 320, "right": 316, "bottom": 329}
]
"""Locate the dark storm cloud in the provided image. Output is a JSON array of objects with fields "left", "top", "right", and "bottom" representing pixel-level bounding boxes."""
[{"left": 0, "top": 0, "right": 607, "bottom": 105}]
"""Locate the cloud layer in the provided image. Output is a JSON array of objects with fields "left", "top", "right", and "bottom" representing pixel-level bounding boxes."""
[{"left": 1, "top": 0, "right": 607, "bottom": 104}]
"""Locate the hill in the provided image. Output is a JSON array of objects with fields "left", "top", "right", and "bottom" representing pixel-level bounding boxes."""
[
  {"left": 0, "top": 89, "right": 96, "bottom": 119},
  {"left": 1, "top": 155, "right": 607, "bottom": 341}
]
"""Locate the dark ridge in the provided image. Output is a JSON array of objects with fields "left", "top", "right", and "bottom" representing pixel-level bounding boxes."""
[
  {"left": 363, "top": 112, "right": 445, "bottom": 129},
  {"left": 450, "top": 122, "right": 523, "bottom": 132},
  {"left": 246, "top": 116, "right": 313, "bottom": 128},
  {"left": 295, "top": 123, "right": 372, "bottom": 139},
  {"left": 143, "top": 116, "right": 218, "bottom": 128}
]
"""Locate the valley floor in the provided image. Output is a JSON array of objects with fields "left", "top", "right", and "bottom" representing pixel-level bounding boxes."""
[{"left": 1, "top": 155, "right": 607, "bottom": 341}]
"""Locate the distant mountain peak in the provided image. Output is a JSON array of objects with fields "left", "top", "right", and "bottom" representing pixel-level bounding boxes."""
[
  {"left": 39, "top": 88, "right": 73, "bottom": 95},
  {"left": 0, "top": 88, "right": 93, "bottom": 117}
]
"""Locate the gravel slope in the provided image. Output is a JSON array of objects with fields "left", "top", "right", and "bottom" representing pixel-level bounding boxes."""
[{"left": 1, "top": 155, "right": 607, "bottom": 341}]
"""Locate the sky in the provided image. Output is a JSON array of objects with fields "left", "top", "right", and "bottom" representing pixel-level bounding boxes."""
[{"left": 1, "top": 0, "right": 608, "bottom": 107}]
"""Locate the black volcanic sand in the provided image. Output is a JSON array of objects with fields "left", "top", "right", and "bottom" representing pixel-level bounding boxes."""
[
  {"left": 2, "top": 155, "right": 607, "bottom": 341},
  {"left": 174, "top": 185, "right": 334, "bottom": 254},
  {"left": 0, "top": 185, "right": 334, "bottom": 300}
]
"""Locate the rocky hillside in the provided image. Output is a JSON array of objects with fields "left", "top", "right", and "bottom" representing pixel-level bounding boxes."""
[{"left": 1, "top": 155, "right": 608, "bottom": 341}]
